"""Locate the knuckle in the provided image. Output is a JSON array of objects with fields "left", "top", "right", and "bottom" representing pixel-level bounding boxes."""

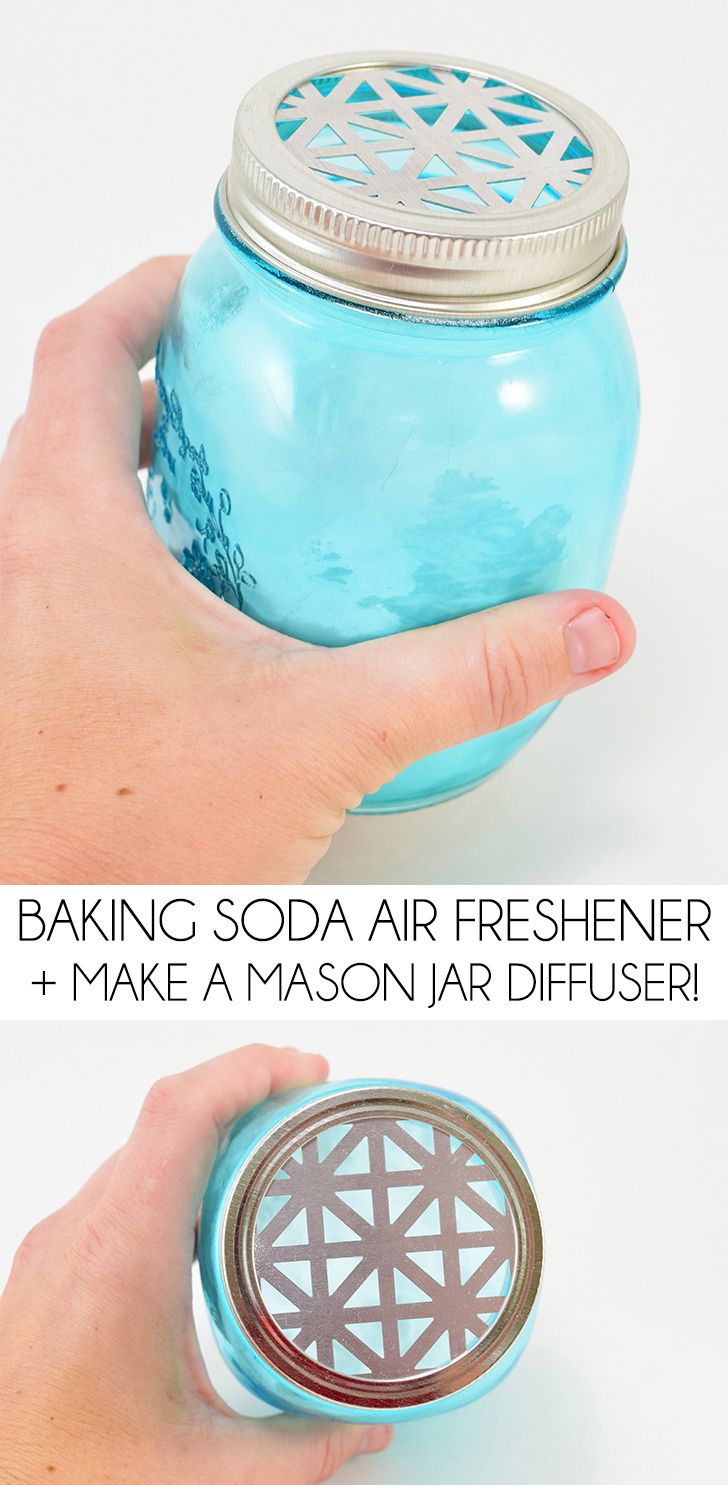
[
  {"left": 33, "top": 310, "right": 83, "bottom": 370},
  {"left": 69, "top": 1210, "right": 122, "bottom": 1278},
  {"left": 12, "top": 1214, "right": 59, "bottom": 1273},
  {"left": 479, "top": 628, "right": 538, "bottom": 730},
  {"left": 140, "top": 1073, "right": 185, "bottom": 1124}
]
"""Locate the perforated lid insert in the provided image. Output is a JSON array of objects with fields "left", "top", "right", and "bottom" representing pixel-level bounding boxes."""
[
  {"left": 253, "top": 1115, "right": 517, "bottom": 1380},
  {"left": 275, "top": 63, "right": 593, "bottom": 216}
]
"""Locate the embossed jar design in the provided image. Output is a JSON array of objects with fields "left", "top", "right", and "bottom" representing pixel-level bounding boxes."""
[
  {"left": 198, "top": 1080, "right": 543, "bottom": 1422},
  {"left": 147, "top": 53, "right": 639, "bottom": 811}
]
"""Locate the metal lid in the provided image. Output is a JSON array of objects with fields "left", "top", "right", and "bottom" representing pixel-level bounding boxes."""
[
  {"left": 221, "top": 1084, "right": 542, "bottom": 1409},
  {"left": 220, "top": 52, "right": 629, "bottom": 318}
]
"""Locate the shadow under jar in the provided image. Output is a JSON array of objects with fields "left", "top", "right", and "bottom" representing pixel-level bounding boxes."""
[
  {"left": 147, "top": 52, "right": 639, "bottom": 811},
  {"left": 198, "top": 1080, "right": 543, "bottom": 1422}
]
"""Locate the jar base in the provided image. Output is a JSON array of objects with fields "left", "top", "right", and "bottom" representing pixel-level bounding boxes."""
[{"left": 353, "top": 704, "right": 556, "bottom": 814}]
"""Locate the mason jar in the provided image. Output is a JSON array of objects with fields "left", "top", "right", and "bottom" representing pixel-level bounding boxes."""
[
  {"left": 147, "top": 52, "right": 639, "bottom": 812},
  {"left": 198, "top": 1079, "right": 543, "bottom": 1422}
]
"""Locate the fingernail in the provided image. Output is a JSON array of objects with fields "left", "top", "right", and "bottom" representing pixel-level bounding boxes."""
[
  {"left": 357, "top": 1425, "right": 393, "bottom": 1455},
  {"left": 566, "top": 606, "right": 621, "bottom": 674}
]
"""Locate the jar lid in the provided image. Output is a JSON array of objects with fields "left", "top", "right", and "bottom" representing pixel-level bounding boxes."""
[
  {"left": 220, "top": 51, "right": 629, "bottom": 317},
  {"left": 220, "top": 1083, "right": 543, "bottom": 1410}
]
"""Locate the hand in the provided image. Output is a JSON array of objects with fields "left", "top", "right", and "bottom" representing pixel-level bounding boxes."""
[
  {"left": 0, "top": 258, "right": 636, "bottom": 884},
  {"left": 0, "top": 1044, "right": 393, "bottom": 1484}
]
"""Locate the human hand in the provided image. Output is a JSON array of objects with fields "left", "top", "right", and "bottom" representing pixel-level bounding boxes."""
[
  {"left": 0, "top": 258, "right": 636, "bottom": 884},
  {"left": 0, "top": 1044, "right": 393, "bottom": 1484}
]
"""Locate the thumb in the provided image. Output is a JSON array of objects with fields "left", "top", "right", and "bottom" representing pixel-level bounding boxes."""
[
  {"left": 223, "top": 1415, "right": 394, "bottom": 1483},
  {"left": 328, "top": 589, "right": 636, "bottom": 793}
]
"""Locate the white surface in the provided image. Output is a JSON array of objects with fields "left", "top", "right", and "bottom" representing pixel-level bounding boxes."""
[
  {"left": 1, "top": 1, "right": 726, "bottom": 882},
  {"left": 0, "top": 1021, "right": 724, "bottom": 1482}
]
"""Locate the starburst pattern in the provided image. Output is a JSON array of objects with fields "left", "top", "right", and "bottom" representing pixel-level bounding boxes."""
[
  {"left": 275, "top": 64, "right": 593, "bottom": 216},
  {"left": 253, "top": 1117, "right": 516, "bottom": 1380}
]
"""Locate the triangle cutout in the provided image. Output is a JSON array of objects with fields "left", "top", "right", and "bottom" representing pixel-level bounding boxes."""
[
  {"left": 406, "top": 1198, "right": 440, "bottom": 1237},
  {"left": 260, "top": 1278, "right": 295, "bottom": 1315},
  {"left": 398, "top": 1316, "right": 433, "bottom": 1355},
  {"left": 418, "top": 154, "right": 454, "bottom": 180},
  {"left": 256, "top": 1193, "right": 290, "bottom": 1230},
  {"left": 273, "top": 1259, "right": 312, "bottom": 1294},
  {"left": 458, "top": 1245, "right": 495, "bottom": 1284},
  {"left": 468, "top": 1179, "right": 506, "bottom": 1215},
  {"left": 384, "top": 1135, "right": 422, "bottom": 1172},
  {"left": 378, "top": 148, "right": 415, "bottom": 173},
  {"left": 331, "top": 1338, "right": 371, "bottom": 1374},
  {"left": 350, "top": 123, "right": 400, "bottom": 143},
  {"left": 337, "top": 1188, "right": 374, "bottom": 1224},
  {"left": 532, "top": 184, "right": 561, "bottom": 208},
  {"left": 522, "top": 130, "right": 554, "bottom": 155},
  {"left": 388, "top": 1184, "right": 424, "bottom": 1223},
  {"left": 345, "top": 1321, "right": 385, "bottom": 1356},
  {"left": 308, "top": 124, "right": 346, "bottom": 151},
  {"left": 335, "top": 1138, "right": 370, "bottom": 1176},
  {"left": 310, "top": 75, "right": 342, "bottom": 97},
  {"left": 477, "top": 1259, "right": 512, "bottom": 1298},
  {"left": 276, "top": 118, "right": 304, "bottom": 142},
  {"left": 397, "top": 1120, "right": 436, "bottom": 1153},
  {"left": 414, "top": 104, "right": 448, "bottom": 126},
  {"left": 344, "top": 1271, "right": 381, "bottom": 1308},
  {"left": 319, "top": 152, "right": 372, "bottom": 175},
  {"left": 316, "top": 1123, "right": 353, "bottom": 1162},
  {"left": 326, "top": 1255, "right": 362, "bottom": 1293},
  {"left": 453, "top": 109, "right": 487, "bottom": 133},
  {"left": 347, "top": 82, "right": 381, "bottom": 104},
  {"left": 490, "top": 177, "right": 526, "bottom": 205},
  {"left": 272, "top": 1207, "right": 309, "bottom": 1246},
  {"left": 415, "top": 1333, "right": 451, "bottom": 1370},
  {"left": 393, "top": 1267, "right": 432, "bottom": 1304},
  {"left": 408, "top": 1249, "right": 445, "bottom": 1286},
  {"left": 388, "top": 81, "right": 435, "bottom": 98},
  {"left": 454, "top": 1197, "right": 492, "bottom": 1234},
  {"left": 491, "top": 108, "right": 535, "bottom": 126},
  {"left": 322, "top": 1207, "right": 361, "bottom": 1243}
]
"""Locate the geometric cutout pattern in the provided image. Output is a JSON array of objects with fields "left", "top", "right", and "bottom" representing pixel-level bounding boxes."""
[
  {"left": 275, "top": 64, "right": 593, "bottom": 215},
  {"left": 254, "top": 1116, "right": 516, "bottom": 1379}
]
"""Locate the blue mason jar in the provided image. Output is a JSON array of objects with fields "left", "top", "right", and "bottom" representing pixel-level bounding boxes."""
[
  {"left": 198, "top": 1079, "right": 543, "bottom": 1422},
  {"left": 147, "top": 53, "right": 639, "bottom": 811}
]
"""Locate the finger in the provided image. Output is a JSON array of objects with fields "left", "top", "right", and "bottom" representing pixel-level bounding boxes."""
[
  {"left": 214, "top": 1416, "right": 393, "bottom": 1485},
  {"left": 26, "top": 255, "right": 187, "bottom": 478},
  {"left": 138, "top": 376, "right": 157, "bottom": 469},
  {"left": 330, "top": 589, "right": 636, "bottom": 793},
  {"left": 94, "top": 1045, "right": 327, "bottom": 1283}
]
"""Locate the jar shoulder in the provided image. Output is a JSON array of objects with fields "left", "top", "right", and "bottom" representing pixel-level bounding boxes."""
[{"left": 166, "top": 231, "right": 638, "bottom": 392}]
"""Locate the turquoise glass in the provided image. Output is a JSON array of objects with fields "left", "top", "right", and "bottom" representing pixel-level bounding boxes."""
[
  {"left": 198, "top": 1078, "right": 540, "bottom": 1423},
  {"left": 147, "top": 208, "right": 639, "bottom": 810}
]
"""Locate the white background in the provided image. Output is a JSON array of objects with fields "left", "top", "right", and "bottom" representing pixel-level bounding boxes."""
[
  {"left": 0, "top": 1020, "right": 724, "bottom": 1483},
  {"left": 0, "top": 0, "right": 726, "bottom": 883}
]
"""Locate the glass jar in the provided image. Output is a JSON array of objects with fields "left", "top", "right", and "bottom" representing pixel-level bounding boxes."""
[
  {"left": 148, "top": 53, "right": 639, "bottom": 811},
  {"left": 198, "top": 1079, "right": 543, "bottom": 1423}
]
